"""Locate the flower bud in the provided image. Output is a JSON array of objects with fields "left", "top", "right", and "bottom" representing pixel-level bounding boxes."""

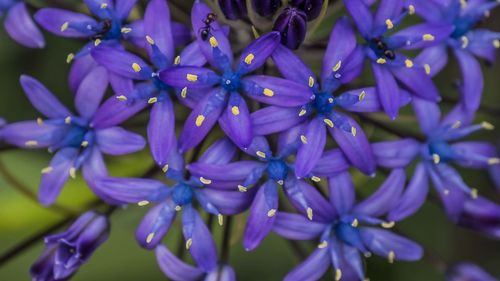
[
  {"left": 446, "top": 263, "right": 498, "bottom": 281},
  {"left": 218, "top": 0, "right": 247, "bottom": 20},
  {"left": 273, "top": 7, "right": 307, "bottom": 50},
  {"left": 289, "top": 0, "right": 324, "bottom": 20},
  {"left": 252, "top": 0, "right": 282, "bottom": 18},
  {"left": 30, "top": 211, "right": 110, "bottom": 281}
]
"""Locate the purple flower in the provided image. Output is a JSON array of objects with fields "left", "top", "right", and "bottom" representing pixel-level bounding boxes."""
[
  {"left": 91, "top": 0, "right": 206, "bottom": 166},
  {"left": 156, "top": 245, "right": 236, "bottom": 281},
  {"left": 218, "top": 0, "right": 247, "bottom": 20},
  {"left": 374, "top": 98, "right": 499, "bottom": 230},
  {"left": 446, "top": 262, "right": 499, "bottom": 281},
  {"left": 252, "top": 0, "right": 282, "bottom": 18},
  {"left": 410, "top": 0, "right": 500, "bottom": 112},
  {"left": 345, "top": 0, "right": 454, "bottom": 118},
  {"left": 188, "top": 131, "right": 334, "bottom": 251},
  {"left": 160, "top": 2, "right": 312, "bottom": 151},
  {"left": 274, "top": 170, "right": 422, "bottom": 281},
  {"left": 1, "top": 0, "right": 45, "bottom": 48},
  {"left": 289, "top": 0, "right": 324, "bottom": 21},
  {"left": 30, "top": 211, "right": 109, "bottom": 281},
  {"left": 1, "top": 72, "right": 145, "bottom": 205},
  {"left": 94, "top": 139, "right": 253, "bottom": 271},
  {"left": 273, "top": 7, "right": 308, "bottom": 49},
  {"left": 254, "top": 18, "right": 390, "bottom": 177}
]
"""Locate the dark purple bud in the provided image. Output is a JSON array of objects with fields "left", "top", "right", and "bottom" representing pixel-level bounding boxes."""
[
  {"left": 218, "top": 0, "right": 248, "bottom": 20},
  {"left": 446, "top": 263, "right": 498, "bottom": 281},
  {"left": 252, "top": 0, "right": 282, "bottom": 18},
  {"left": 272, "top": 7, "right": 307, "bottom": 50},
  {"left": 289, "top": 0, "right": 324, "bottom": 20},
  {"left": 30, "top": 211, "right": 110, "bottom": 281}
]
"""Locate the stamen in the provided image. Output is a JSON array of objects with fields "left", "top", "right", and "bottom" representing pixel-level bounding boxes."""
[
  {"left": 148, "top": 97, "right": 158, "bottom": 104},
  {"left": 311, "top": 176, "right": 321, "bottom": 182},
  {"left": 218, "top": 214, "right": 224, "bottom": 226},
  {"left": 209, "top": 36, "right": 218, "bottom": 48},
  {"left": 328, "top": 97, "right": 334, "bottom": 103},
  {"left": 461, "top": 36, "right": 469, "bottom": 48},
  {"left": 376, "top": 58, "right": 386, "bottom": 64},
  {"left": 146, "top": 35, "right": 155, "bottom": 45},
  {"left": 231, "top": 106, "right": 240, "bottom": 116},
  {"left": 381, "top": 221, "right": 395, "bottom": 228},
  {"left": 132, "top": 63, "right": 142, "bottom": 72},
  {"left": 60, "top": 22, "right": 69, "bottom": 32},
  {"left": 244, "top": 53, "right": 255, "bottom": 64},
  {"left": 162, "top": 164, "right": 169, "bottom": 173},
  {"left": 100, "top": 3, "right": 108, "bottom": 8},
  {"left": 307, "top": 207, "right": 313, "bottom": 220},
  {"left": 256, "top": 151, "right": 266, "bottom": 158},
  {"left": 335, "top": 269, "right": 342, "bottom": 281},
  {"left": 146, "top": 233, "right": 155, "bottom": 244},
  {"left": 199, "top": 177, "right": 212, "bottom": 185},
  {"left": 121, "top": 27, "right": 132, "bottom": 33},
  {"left": 323, "top": 118, "right": 334, "bottom": 128},
  {"left": 25, "top": 140, "right": 38, "bottom": 147},
  {"left": 493, "top": 39, "right": 500, "bottom": 49},
  {"left": 69, "top": 167, "right": 76, "bottom": 179},
  {"left": 385, "top": 19, "right": 394, "bottom": 29},
  {"left": 66, "top": 53, "right": 75, "bottom": 64},
  {"left": 36, "top": 118, "right": 44, "bottom": 126},
  {"left": 470, "top": 188, "right": 479, "bottom": 199},
  {"left": 318, "top": 240, "right": 328, "bottom": 248},
  {"left": 388, "top": 251, "right": 395, "bottom": 263},
  {"left": 351, "top": 218, "right": 359, "bottom": 227},
  {"left": 408, "top": 5, "right": 415, "bottom": 15},
  {"left": 237, "top": 185, "right": 247, "bottom": 192},
  {"left": 267, "top": 209, "right": 277, "bottom": 217},
  {"left": 185, "top": 238, "right": 193, "bottom": 249},
  {"left": 186, "top": 74, "right": 198, "bottom": 82},
  {"left": 195, "top": 115, "right": 205, "bottom": 127},
  {"left": 174, "top": 56, "right": 181, "bottom": 65},
  {"left": 41, "top": 166, "right": 53, "bottom": 174},
  {"left": 81, "top": 141, "right": 89, "bottom": 147},
  {"left": 488, "top": 158, "right": 500, "bottom": 165},
  {"left": 443, "top": 189, "right": 450, "bottom": 196},
  {"left": 422, "top": 34, "right": 435, "bottom": 41},
  {"left": 481, "top": 121, "right": 494, "bottom": 130},
  {"left": 299, "top": 109, "right": 307, "bottom": 116},
  {"left": 175, "top": 205, "right": 182, "bottom": 211},
  {"left": 432, "top": 153, "right": 440, "bottom": 164},
  {"left": 94, "top": 39, "right": 102, "bottom": 46},
  {"left": 359, "top": 90, "right": 366, "bottom": 101},
  {"left": 404, "top": 59, "right": 414, "bottom": 68},
  {"left": 181, "top": 87, "right": 187, "bottom": 98},
  {"left": 332, "top": 61, "right": 342, "bottom": 72},
  {"left": 138, "top": 200, "right": 149, "bottom": 206},
  {"left": 424, "top": 64, "right": 431, "bottom": 75},
  {"left": 277, "top": 180, "right": 284, "bottom": 185},
  {"left": 460, "top": 0, "right": 467, "bottom": 9},
  {"left": 300, "top": 135, "right": 308, "bottom": 144},
  {"left": 65, "top": 116, "right": 72, "bottom": 124},
  {"left": 452, "top": 121, "right": 461, "bottom": 129},
  {"left": 308, "top": 76, "right": 315, "bottom": 87},
  {"left": 116, "top": 95, "right": 127, "bottom": 101},
  {"left": 351, "top": 127, "right": 357, "bottom": 136},
  {"left": 263, "top": 88, "right": 274, "bottom": 97}
]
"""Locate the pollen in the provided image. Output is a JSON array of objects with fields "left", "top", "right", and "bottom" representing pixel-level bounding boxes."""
[
  {"left": 307, "top": 207, "right": 313, "bottom": 220},
  {"left": 195, "top": 115, "right": 205, "bottom": 127},
  {"left": 263, "top": 88, "right": 274, "bottom": 97},
  {"left": 299, "top": 109, "right": 307, "bottom": 116},
  {"left": 351, "top": 126, "right": 357, "bottom": 136},
  {"left": 186, "top": 73, "right": 198, "bottom": 82},
  {"left": 146, "top": 233, "right": 155, "bottom": 244},
  {"left": 218, "top": 214, "right": 224, "bottom": 226},
  {"left": 65, "top": 116, "right": 72, "bottom": 124},
  {"left": 116, "top": 95, "right": 127, "bottom": 101},
  {"left": 351, "top": 218, "right": 359, "bottom": 227},
  {"left": 25, "top": 140, "right": 38, "bottom": 147},
  {"left": 238, "top": 185, "right": 247, "bottom": 192},
  {"left": 121, "top": 27, "right": 132, "bottom": 33},
  {"left": 408, "top": 5, "right": 415, "bottom": 15},
  {"left": 81, "top": 140, "right": 89, "bottom": 147},
  {"left": 388, "top": 251, "right": 395, "bottom": 263},
  {"left": 335, "top": 269, "right": 342, "bottom": 281},
  {"left": 231, "top": 106, "right": 240, "bottom": 115},
  {"left": 200, "top": 177, "right": 212, "bottom": 185},
  {"left": 181, "top": 87, "right": 187, "bottom": 98},
  {"left": 41, "top": 166, "right": 53, "bottom": 174},
  {"left": 488, "top": 158, "right": 500, "bottom": 165},
  {"left": 186, "top": 238, "right": 193, "bottom": 249},
  {"left": 244, "top": 53, "right": 255, "bottom": 64},
  {"left": 323, "top": 118, "right": 334, "bottom": 128},
  {"left": 267, "top": 209, "right": 277, "bottom": 217},
  {"left": 381, "top": 221, "right": 395, "bottom": 228},
  {"left": 66, "top": 53, "right": 75, "bottom": 64},
  {"left": 148, "top": 97, "right": 158, "bottom": 104},
  {"left": 311, "top": 176, "right": 321, "bottom": 182},
  {"left": 481, "top": 121, "right": 494, "bottom": 130},
  {"left": 376, "top": 58, "right": 386, "bottom": 64},
  {"left": 69, "top": 167, "right": 76, "bottom": 179},
  {"left": 422, "top": 34, "right": 435, "bottom": 41},
  {"left": 452, "top": 121, "right": 461, "bottom": 129},
  {"left": 405, "top": 59, "right": 414, "bottom": 68},
  {"left": 132, "top": 63, "right": 142, "bottom": 72},
  {"left": 443, "top": 189, "right": 450, "bottom": 196},
  {"left": 432, "top": 153, "right": 440, "bottom": 164},
  {"left": 332, "top": 60, "right": 342, "bottom": 72},
  {"left": 138, "top": 200, "right": 149, "bottom": 206},
  {"left": 459, "top": 0, "right": 467, "bottom": 9},
  {"left": 424, "top": 64, "right": 431, "bottom": 75},
  {"left": 174, "top": 55, "right": 181, "bottom": 65},
  {"left": 277, "top": 180, "right": 284, "bottom": 185},
  {"left": 209, "top": 36, "right": 218, "bottom": 48},
  {"left": 318, "top": 240, "right": 328, "bottom": 248},
  {"left": 470, "top": 188, "right": 479, "bottom": 199},
  {"left": 493, "top": 39, "right": 500, "bottom": 49},
  {"left": 359, "top": 90, "right": 366, "bottom": 101},
  {"left": 162, "top": 164, "right": 169, "bottom": 173},
  {"left": 256, "top": 151, "right": 266, "bottom": 158},
  {"left": 175, "top": 205, "right": 182, "bottom": 211},
  {"left": 146, "top": 35, "right": 155, "bottom": 45},
  {"left": 461, "top": 36, "right": 469, "bottom": 48},
  {"left": 100, "top": 3, "right": 108, "bottom": 8},
  {"left": 94, "top": 39, "right": 102, "bottom": 46},
  {"left": 308, "top": 76, "right": 315, "bottom": 87},
  {"left": 300, "top": 135, "right": 308, "bottom": 144},
  {"left": 385, "top": 19, "right": 394, "bottom": 29},
  {"left": 36, "top": 118, "right": 44, "bottom": 126},
  {"left": 60, "top": 22, "right": 69, "bottom": 32}
]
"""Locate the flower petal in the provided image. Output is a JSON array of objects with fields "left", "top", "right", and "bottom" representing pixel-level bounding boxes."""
[
  {"left": 144, "top": 0, "right": 174, "bottom": 65},
  {"left": 156, "top": 245, "right": 203, "bottom": 281},
  {"left": 273, "top": 212, "right": 327, "bottom": 240},
  {"left": 2, "top": 121, "right": 65, "bottom": 148},
  {"left": 242, "top": 75, "right": 313, "bottom": 106},
  {"left": 371, "top": 63, "right": 400, "bottom": 119},
  {"left": 452, "top": 141, "right": 497, "bottom": 169},
  {"left": 272, "top": 45, "right": 314, "bottom": 85},
  {"left": 91, "top": 46, "right": 151, "bottom": 80},
  {"left": 414, "top": 44, "right": 448, "bottom": 77},
  {"left": 411, "top": 97, "right": 441, "bottom": 135},
  {"left": 218, "top": 93, "right": 253, "bottom": 148},
  {"left": 4, "top": 3, "right": 45, "bottom": 48},
  {"left": 93, "top": 177, "right": 166, "bottom": 204},
  {"left": 96, "top": 127, "right": 146, "bottom": 155},
  {"left": 310, "top": 149, "right": 350, "bottom": 177},
  {"left": 322, "top": 17, "right": 357, "bottom": 82},
  {"left": 198, "top": 138, "right": 236, "bottom": 165},
  {"left": 199, "top": 188, "right": 255, "bottom": 215},
  {"left": 20, "top": 75, "right": 72, "bottom": 119},
  {"left": 391, "top": 66, "right": 440, "bottom": 102},
  {"left": 328, "top": 172, "right": 355, "bottom": 215},
  {"left": 91, "top": 96, "right": 148, "bottom": 129},
  {"left": 159, "top": 66, "right": 219, "bottom": 89},
  {"left": 188, "top": 161, "right": 265, "bottom": 182},
  {"left": 283, "top": 247, "right": 331, "bottom": 281},
  {"left": 295, "top": 117, "right": 327, "bottom": 178},
  {"left": 136, "top": 201, "right": 176, "bottom": 249},
  {"left": 344, "top": 0, "right": 373, "bottom": 37},
  {"left": 68, "top": 55, "right": 99, "bottom": 93},
  {"left": 148, "top": 96, "right": 176, "bottom": 167},
  {"left": 251, "top": 106, "right": 304, "bottom": 135},
  {"left": 75, "top": 66, "right": 108, "bottom": 118},
  {"left": 237, "top": 31, "right": 280, "bottom": 75},
  {"left": 359, "top": 227, "right": 423, "bottom": 261},
  {"left": 374, "top": 0, "right": 403, "bottom": 29},
  {"left": 35, "top": 8, "right": 97, "bottom": 38},
  {"left": 114, "top": 0, "right": 137, "bottom": 20},
  {"left": 454, "top": 49, "right": 483, "bottom": 113},
  {"left": 373, "top": 139, "right": 420, "bottom": 168}
]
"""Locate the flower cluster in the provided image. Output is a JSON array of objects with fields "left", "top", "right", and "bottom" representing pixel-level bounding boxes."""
[{"left": 0, "top": 0, "right": 499, "bottom": 280}]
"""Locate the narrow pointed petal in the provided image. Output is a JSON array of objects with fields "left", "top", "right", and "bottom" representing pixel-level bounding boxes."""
[
  {"left": 156, "top": 245, "right": 203, "bottom": 281},
  {"left": 198, "top": 138, "right": 236, "bottom": 165},
  {"left": 188, "top": 161, "right": 265, "bottom": 182},
  {"left": 251, "top": 106, "right": 304, "bottom": 135},
  {"left": 374, "top": 0, "right": 403, "bottom": 28},
  {"left": 115, "top": 0, "right": 138, "bottom": 20},
  {"left": 391, "top": 66, "right": 440, "bottom": 102},
  {"left": 273, "top": 213, "right": 327, "bottom": 240},
  {"left": 5, "top": 3, "right": 45, "bottom": 48},
  {"left": 412, "top": 97, "right": 441, "bottom": 135},
  {"left": 148, "top": 97, "right": 176, "bottom": 167},
  {"left": 283, "top": 247, "right": 330, "bottom": 281},
  {"left": 82, "top": 148, "right": 116, "bottom": 203},
  {"left": 395, "top": 23, "right": 454, "bottom": 50},
  {"left": 371, "top": 63, "right": 400, "bottom": 119},
  {"left": 454, "top": 49, "right": 483, "bottom": 113},
  {"left": 182, "top": 207, "right": 217, "bottom": 272},
  {"left": 2, "top": 121, "right": 64, "bottom": 148},
  {"left": 75, "top": 66, "right": 108, "bottom": 118},
  {"left": 322, "top": 17, "right": 356, "bottom": 82},
  {"left": 242, "top": 76, "right": 313, "bottom": 106},
  {"left": 328, "top": 172, "right": 355, "bottom": 215},
  {"left": 237, "top": 31, "right": 280, "bottom": 75},
  {"left": 144, "top": 0, "right": 174, "bottom": 65},
  {"left": 373, "top": 139, "right": 420, "bottom": 168},
  {"left": 96, "top": 127, "right": 146, "bottom": 155},
  {"left": 159, "top": 66, "right": 219, "bottom": 89},
  {"left": 343, "top": 88, "right": 410, "bottom": 113},
  {"left": 39, "top": 148, "right": 79, "bottom": 206},
  {"left": 414, "top": 45, "right": 448, "bottom": 77},
  {"left": 310, "top": 149, "right": 350, "bottom": 177},
  {"left": 200, "top": 188, "right": 255, "bottom": 215},
  {"left": 218, "top": 93, "right": 252, "bottom": 148},
  {"left": 35, "top": 8, "right": 97, "bottom": 38},
  {"left": 286, "top": 180, "right": 337, "bottom": 222},
  {"left": 68, "top": 55, "right": 99, "bottom": 93},
  {"left": 295, "top": 118, "right": 326, "bottom": 178},
  {"left": 452, "top": 141, "right": 497, "bottom": 169},
  {"left": 354, "top": 169, "right": 406, "bottom": 216},
  {"left": 177, "top": 41, "right": 208, "bottom": 67},
  {"left": 359, "top": 228, "right": 423, "bottom": 261},
  {"left": 272, "top": 45, "right": 314, "bottom": 85},
  {"left": 92, "top": 96, "right": 148, "bottom": 129},
  {"left": 94, "top": 177, "right": 166, "bottom": 204},
  {"left": 343, "top": 0, "right": 373, "bottom": 37},
  {"left": 20, "top": 75, "right": 72, "bottom": 119},
  {"left": 243, "top": 181, "right": 278, "bottom": 251},
  {"left": 91, "top": 47, "right": 151, "bottom": 80},
  {"left": 136, "top": 201, "right": 176, "bottom": 249}
]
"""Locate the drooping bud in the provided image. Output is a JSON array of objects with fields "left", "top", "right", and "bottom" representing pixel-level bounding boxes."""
[
  {"left": 218, "top": 0, "right": 248, "bottom": 20},
  {"left": 272, "top": 7, "right": 307, "bottom": 50},
  {"left": 289, "top": 0, "right": 324, "bottom": 20},
  {"left": 252, "top": 0, "right": 282, "bottom": 18}
]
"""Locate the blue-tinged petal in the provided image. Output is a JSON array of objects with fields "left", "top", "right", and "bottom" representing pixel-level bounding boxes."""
[
  {"left": 346, "top": 87, "right": 411, "bottom": 113},
  {"left": 122, "top": 20, "right": 145, "bottom": 47},
  {"left": 4, "top": 3, "right": 44, "bottom": 48},
  {"left": 242, "top": 75, "right": 313, "bottom": 106},
  {"left": 171, "top": 21, "right": 192, "bottom": 47},
  {"left": 343, "top": 0, "right": 373, "bottom": 38},
  {"left": 286, "top": 179, "right": 337, "bottom": 222},
  {"left": 321, "top": 17, "right": 357, "bottom": 83},
  {"left": 81, "top": 148, "right": 117, "bottom": 203},
  {"left": 272, "top": 45, "right": 314, "bottom": 86},
  {"left": 35, "top": 8, "right": 97, "bottom": 38},
  {"left": 191, "top": 1, "right": 233, "bottom": 67},
  {"left": 182, "top": 206, "right": 217, "bottom": 272},
  {"left": 391, "top": 66, "right": 440, "bottom": 102},
  {"left": 283, "top": 247, "right": 330, "bottom": 281},
  {"left": 91, "top": 96, "right": 148, "bottom": 129},
  {"left": 2, "top": 121, "right": 65, "bottom": 148},
  {"left": 405, "top": 0, "right": 444, "bottom": 23},
  {"left": 354, "top": 169, "right": 406, "bottom": 216},
  {"left": 371, "top": 63, "right": 400, "bottom": 119},
  {"left": 243, "top": 180, "right": 278, "bottom": 251},
  {"left": 205, "top": 265, "right": 236, "bottom": 281},
  {"left": 198, "top": 138, "right": 236, "bottom": 165},
  {"left": 466, "top": 29, "right": 500, "bottom": 63},
  {"left": 136, "top": 201, "right": 176, "bottom": 249},
  {"left": 114, "top": 0, "right": 137, "bottom": 20},
  {"left": 177, "top": 41, "right": 208, "bottom": 67},
  {"left": 273, "top": 212, "right": 327, "bottom": 240},
  {"left": 20, "top": 75, "right": 72, "bottom": 119},
  {"left": 144, "top": 0, "right": 174, "bottom": 65},
  {"left": 295, "top": 117, "right": 326, "bottom": 178},
  {"left": 200, "top": 188, "right": 255, "bottom": 215},
  {"left": 242, "top": 136, "right": 272, "bottom": 159},
  {"left": 341, "top": 244, "right": 367, "bottom": 281},
  {"left": 188, "top": 161, "right": 265, "bottom": 182},
  {"left": 75, "top": 66, "right": 108, "bottom": 118},
  {"left": 447, "top": 263, "right": 499, "bottom": 281},
  {"left": 452, "top": 141, "right": 497, "bottom": 168},
  {"left": 411, "top": 97, "right": 441, "bottom": 136},
  {"left": 359, "top": 227, "right": 423, "bottom": 261},
  {"left": 148, "top": 96, "right": 176, "bottom": 167},
  {"left": 388, "top": 163, "right": 429, "bottom": 222},
  {"left": 440, "top": 104, "right": 475, "bottom": 128},
  {"left": 251, "top": 106, "right": 305, "bottom": 135},
  {"left": 310, "top": 149, "right": 350, "bottom": 177},
  {"left": 91, "top": 46, "right": 152, "bottom": 80},
  {"left": 83, "top": 0, "right": 113, "bottom": 19},
  {"left": 156, "top": 245, "right": 203, "bottom": 281},
  {"left": 93, "top": 177, "right": 166, "bottom": 204},
  {"left": 329, "top": 116, "right": 376, "bottom": 176},
  {"left": 96, "top": 127, "right": 145, "bottom": 155},
  {"left": 237, "top": 31, "right": 280, "bottom": 75},
  {"left": 394, "top": 23, "right": 454, "bottom": 50},
  {"left": 373, "top": 139, "right": 420, "bottom": 168},
  {"left": 68, "top": 55, "right": 99, "bottom": 93},
  {"left": 374, "top": 0, "right": 403, "bottom": 29},
  {"left": 454, "top": 49, "right": 482, "bottom": 113},
  {"left": 277, "top": 123, "right": 306, "bottom": 157},
  {"left": 39, "top": 148, "right": 79, "bottom": 206},
  {"left": 426, "top": 164, "right": 465, "bottom": 218},
  {"left": 159, "top": 66, "right": 220, "bottom": 89},
  {"left": 414, "top": 45, "right": 448, "bottom": 77},
  {"left": 328, "top": 172, "right": 355, "bottom": 215},
  {"left": 178, "top": 88, "right": 226, "bottom": 152},
  {"left": 218, "top": 93, "right": 253, "bottom": 148}
]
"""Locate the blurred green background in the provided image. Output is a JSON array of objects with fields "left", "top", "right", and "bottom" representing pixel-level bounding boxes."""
[{"left": 0, "top": 1, "right": 499, "bottom": 280}]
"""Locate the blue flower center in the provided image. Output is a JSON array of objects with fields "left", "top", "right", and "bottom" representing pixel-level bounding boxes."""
[
  {"left": 334, "top": 221, "right": 364, "bottom": 249},
  {"left": 266, "top": 159, "right": 288, "bottom": 182},
  {"left": 0, "top": 0, "right": 16, "bottom": 11},
  {"left": 368, "top": 37, "right": 396, "bottom": 60},
  {"left": 312, "top": 92, "right": 336, "bottom": 115},
  {"left": 221, "top": 71, "right": 241, "bottom": 92},
  {"left": 60, "top": 125, "right": 89, "bottom": 148},
  {"left": 451, "top": 18, "right": 475, "bottom": 38},
  {"left": 93, "top": 19, "right": 122, "bottom": 40},
  {"left": 427, "top": 140, "right": 457, "bottom": 163},
  {"left": 171, "top": 184, "right": 194, "bottom": 206}
]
